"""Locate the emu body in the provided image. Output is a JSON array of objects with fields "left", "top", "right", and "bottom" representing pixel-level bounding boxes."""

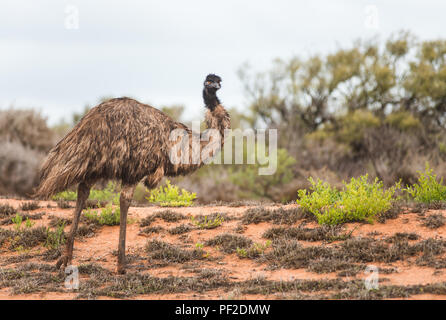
[{"left": 34, "top": 74, "right": 230, "bottom": 273}]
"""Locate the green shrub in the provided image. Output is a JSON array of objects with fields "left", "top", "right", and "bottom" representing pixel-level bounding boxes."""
[
  {"left": 336, "top": 110, "right": 381, "bottom": 145},
  {"left": 83, "top": 204, "right": 120, "bottom": 226},
  {"left": 405, "top": 164, "right": 446, "bottom": 203},
  {"left": 12, "top": 213, "right": 23, "bottom": 231},
  {"left": 146, "top": 179, "right": 196, "bottom": 207},
  {"left": 191, "top": 214, "right": 224, "bottom": 229},
  {"left": 385, "top": 111, "right": 421, "bottom": 131},
  {"left": 52, "top": 181, "right": 120, "bottom": 205},
  {"left": 52, "top": 190, "right": 77, "bottom": 201},
  {"left": 297, "top": 175, "right": 400, "bottom": 225},
  {"left": 89, "top": 181, "right": 120, "bottom": 205},
  {"left": 236, "top": 240, "right": 271, "bottom": 259}
]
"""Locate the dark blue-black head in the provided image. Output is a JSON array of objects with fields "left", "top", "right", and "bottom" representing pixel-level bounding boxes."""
[
  {"left": 203, "top": 74, "right": 222, "bottom": 111},
  {"left": 204, "top": 74, "right": 222, "bottom": 90}
]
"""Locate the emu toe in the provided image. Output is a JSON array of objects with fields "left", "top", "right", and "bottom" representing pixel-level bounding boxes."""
[
  {"left": 117, "top": 266, "right": 126, "bottom": 275},
  {"left": 56, "top": 255, "right": 69, "bottom": 270}
]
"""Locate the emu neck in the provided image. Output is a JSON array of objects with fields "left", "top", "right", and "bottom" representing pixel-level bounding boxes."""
[
  {"left": 203, "top": 88, "right": 220, "bottom": 111},
  {"left": 165, "top": 103, "right": 231, "bottom": 177},
  {"left": 205, "top": 105, "right": 231, "bottom": 138}
]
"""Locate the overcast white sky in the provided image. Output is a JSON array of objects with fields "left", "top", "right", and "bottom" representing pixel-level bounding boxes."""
[{"left": 0, "top": 0, "right": 444, "bottom": 125}]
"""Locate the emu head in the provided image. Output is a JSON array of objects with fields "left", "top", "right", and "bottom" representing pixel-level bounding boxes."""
[{"left": 204, "top": 74, "right": 222, "bottom": 91}]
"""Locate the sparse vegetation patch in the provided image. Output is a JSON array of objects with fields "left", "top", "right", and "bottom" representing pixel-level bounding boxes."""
[
  {"left": 241, "top": 207, "right": 309, "bottom": 225},
  {"left": 191, "top": 213, "right": 224, "bottom": 229},
  {"left": 146, "top": 240, "right": 205, "bottom": 263},
  {"left": 423, "top": 214, "right": 446, "bottom": 229},
  {"left": 205, "top": 233, "right": 252, "bottom": 253}
]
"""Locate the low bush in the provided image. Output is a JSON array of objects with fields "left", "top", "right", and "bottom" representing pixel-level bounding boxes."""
[
  {"left": 147, "top": 180, "right": 196, "bottom": 207},
  {"left": 191, "top": 213, "right": 224, "bottom": 229},
  {"left": 297, "top": 175, "right": 400, "bottom": 225},
  {"left": 236, "top": 240, "right": 271, "bottom": 259},
  {"left": 405, "top": 164, "right": 446, "bottom": 203},
  {"left": 19, "top": 201, "right": 40, "bottom": 211},
  {"left": 0, "top": 204, "right": 16, "bottom": 217},
  {"left": 51, "top": 190, "right": 77, "bottom": 201},
  {"left": 52, "top": 181, "right": 120, "bottom": 205}
]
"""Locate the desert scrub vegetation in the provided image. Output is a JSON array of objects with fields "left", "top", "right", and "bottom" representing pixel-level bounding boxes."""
[
  {"left": 191, "top": 213, "right": 224, "bottom": 229},
  {"left": 139, "top": 210, "right": 186, "bottom": 228},
  {"left": 297, "top": 175, "right": 400, "bottom": 225},
  {"left": 139, "top": 226, "right": 164, "bottom": 235},
  {"left": 83, "top": 204, "right": 120, "bottom": 226},
  {"left": 0, "top": 211, "right": 44, "bottom": 226},
  {"left": 19, "top": 201, "right": 40, "bottom": 211},
  {"left": 236, "top": 240, "right": 271, "bottom": 259},
  {"left": 52, "top": 181, "right": 120, "bottom": 205},
  {"left": 261, "top": 236, "right": 446, "bottom": 274},
  {"left": 422, "top": 214, "right": 446, "bottom": 229},
  {"left": 11, "top": 213, "right": 35, "bottom": 231},
  {"left": 0, "top": 109, "right": 55, "bottom": 197},
  {"left": 262, "top": 225, "right": 351, "bottom": 242},
  {"left": 0, "top": 204, "right": 16, "bottom": 217},
  {"left": 0, "top": 222, "right": 66, "bottom": 252},
  {"left": 241, "top": 207, "right": 309, "bottom": 225},
  {"left": 168, "top": 224, "right": 192, "bottom": 235},
  {"left": 145, "top": 239, "right": 206, "bottom": 263},
  {"left": 44, "top": 223, "right": 66, "bottom": 250},
  {"left": 205, "top": 233, "right": 253, "bottom": 254},
  {"left": 405, "top": 164, "right": 446, "bottom": 203},
  {"left": 146, "top": 179, "right": 196, "bottom": 207},
  {"left": 229, "top": 145, "right": 296, "bottom": 201}
]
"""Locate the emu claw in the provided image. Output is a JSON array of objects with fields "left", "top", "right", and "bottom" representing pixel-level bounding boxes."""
[
  {"left": 117, "top": 266, "right": 126, "bottom": 275},
  {"left": 117, "top": 268, "right": 126, "bottom": 275},
  {"left": 56, "top": 255, "right": 69, "bottom": 270}
]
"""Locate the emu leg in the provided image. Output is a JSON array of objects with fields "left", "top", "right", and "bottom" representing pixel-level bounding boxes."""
[
  {"left": 56, "top": 182, "right": 91, "bottom": 269},
  {"left": 117, "top": 184, "right": 135, "bottom": 274}
]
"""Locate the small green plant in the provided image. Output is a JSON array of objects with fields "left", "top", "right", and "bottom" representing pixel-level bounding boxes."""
[
  {"left": 191, "top": 214, "right": 224, "bottom": 229},
  {"left": 24, "top": 218, "right": 34, "bottom": 229},
  {"left": 195, "top": 242, "right": 204, "bottom": 249},
  {"left": 11, "top": 213, "right": 33, "bottom": 232},
  {"left": 297, "top": 175, "right": 400, "bottom": 225},
  {"left": 405, "top": 163, "right": 446, "bottom": 203},
  {"left": 83, "top": 204, "right": 121, "bottom": 226},
  {"left": 147, "top": 180, "right": 196, "bottom": 207},
  {"left": 194, "top": 242, "right": 209, "bottom": 258},
  {"left": 45, "top": 223, "right": 66, "bottom": 250},
  {"left": 12, "top": 213, "right": 23, "bottom": 231},
  {"left": 236, "top": 240, "right": 271, "bottom": 259}
]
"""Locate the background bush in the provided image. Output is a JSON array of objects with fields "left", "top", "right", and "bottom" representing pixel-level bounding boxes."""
[{"left": 0, "top": 109, "right": 55, "bottom": 197}]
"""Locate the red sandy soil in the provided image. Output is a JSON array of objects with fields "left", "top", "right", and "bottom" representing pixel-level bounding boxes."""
[{"left": 0, "top": 199, "right": 445, "bottom": 300}]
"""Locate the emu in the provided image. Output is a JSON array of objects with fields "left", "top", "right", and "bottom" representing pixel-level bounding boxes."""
[{"left": 34, "top": 74, "right": 230, "bottom": 273}]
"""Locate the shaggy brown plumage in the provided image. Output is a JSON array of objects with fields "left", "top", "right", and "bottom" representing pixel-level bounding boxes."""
[{"left": 34, "top": 74, "right": 230, "bottom": 273}]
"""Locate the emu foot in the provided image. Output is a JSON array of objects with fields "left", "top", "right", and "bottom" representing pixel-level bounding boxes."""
[
  {"left": 56, "top": 255, "right": 70, "bottom": 270},
  {"left": 117, "top": 265, "right": 126, "bottom": 275}
]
